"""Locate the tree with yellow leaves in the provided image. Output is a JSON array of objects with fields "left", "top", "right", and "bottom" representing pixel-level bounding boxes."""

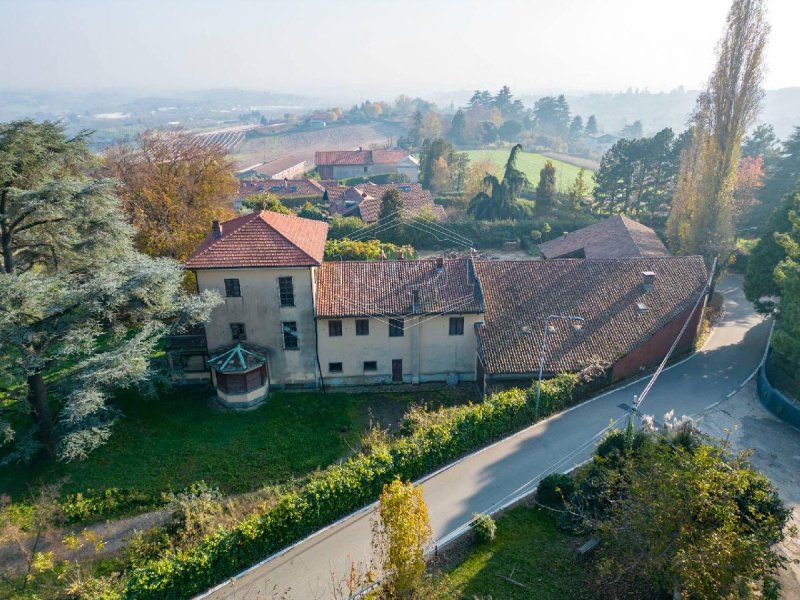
[
  {"left": 666, "top": 0, "right": 768, "bottom": 268},
  {"left": 372, "top": 479, "right": 432, "bottom": 598},
  {"left": 104, "top": 130, "right": 237, "bottom": 261}
]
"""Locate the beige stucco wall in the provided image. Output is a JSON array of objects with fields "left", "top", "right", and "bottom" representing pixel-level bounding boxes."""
[
  {"left": 316, "top": 313, "right": 483, "bottom": 385},
  {"left": 196, "top": 266, "right": 319, "bottom": 387},
  {"left": 330, "top": 163, "right": 398, "bottom": 180}
]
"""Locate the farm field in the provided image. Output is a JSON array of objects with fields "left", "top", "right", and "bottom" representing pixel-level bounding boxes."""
[
  {"left": 231, "top": 121, "right": 406, "bottom": 170},
  {"left": 465, "top": 149, "right": 595, "bottom": 192}
]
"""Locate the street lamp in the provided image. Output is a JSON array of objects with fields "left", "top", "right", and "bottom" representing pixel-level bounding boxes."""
[{"left": 533, "top": 314, "right": 585, "bottom": 419}]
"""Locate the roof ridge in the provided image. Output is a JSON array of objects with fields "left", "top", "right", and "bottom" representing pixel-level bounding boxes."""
[
  {"left": 187, "top": 211, "right": 261, "bottom": 263},
  {"left": 259, "top": 211, "right": 323, "bottom": 265}
]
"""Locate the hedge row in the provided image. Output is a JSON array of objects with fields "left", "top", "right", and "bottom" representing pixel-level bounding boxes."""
[
  {"left": 328, "top": 216, "right": 598, "bottom": 250},
  {"left": 123, "top": 375, "right": 578, "bottom": 599}
]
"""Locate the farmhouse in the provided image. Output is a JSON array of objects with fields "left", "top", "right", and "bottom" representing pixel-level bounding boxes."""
[
  {"left": 176, "top": 212, "right": 708, "bottom": 407},
  {"left": 327, "top": 182, "right": 446, "bottom": 222},
  {"left": 236, "top": 178, "right": 325, "bottom": 209},
  {"left": 315, "top": 149, "right": 419, "bottom": 181},
  {"left": 538, "top": 215, "right": 669, "bottom": 259}
]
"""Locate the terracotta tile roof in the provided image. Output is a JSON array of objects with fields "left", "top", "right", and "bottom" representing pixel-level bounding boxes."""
[
  {"left": 328, "top": 183, "right": 445, "bottom": 222},
  {"left": 537, "top": 215, "right": 669, "bottom": 259},
  {"left": 315, "top": 149, "right": 411, "bottom": 166},
  {"left": 186, "top": 211, "right": 328, "bottom": 269},
  {"left": 473, "top": 256, "right": 707, "bottom": 375},
  {"left": 316, "top": 258, "right": 484, "bottom": 318},
  {"left": 238, "top": 178, "right": 325, "bottom": 200}
]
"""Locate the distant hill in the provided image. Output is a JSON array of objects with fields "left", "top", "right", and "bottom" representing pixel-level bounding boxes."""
[{"left": 431, "top": 88, "right": 800, "bottom": 140}]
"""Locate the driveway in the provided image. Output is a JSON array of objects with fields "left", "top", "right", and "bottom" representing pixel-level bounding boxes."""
[
  {"left": 203, "top": 274, "right": 776, "bottom": 600},
  {"left": 698, "top": 381, "right": 800, "bottom": 598}
]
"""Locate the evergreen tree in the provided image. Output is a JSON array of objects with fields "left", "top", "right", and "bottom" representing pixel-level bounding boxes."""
[
  {"left": 585, "top": 114, "right": 600, "bottom": 135},
  {"left": 494, "top": 85, "right": 513, "bottom": 116},
  {"left": 379, "top": 188, "right": 403, "bottom": 222},
  {"left": 568, "top": 115, "right": 584, "bottom": 142},
  {"left": 742, "top": 123, "right": 779, "bottom": 159},
  {"left": 620, "top": 120, "right": 644, "bottom": 139},
  {"left": 468, "top": 144, "right": 530, "bottom": 220},
  {"left": 536, "top": 161, "right": 558, "bottom": 212},
  {"left": 0, "top": 121, "right": 220, "bottom": 462},
  {"left": 449, "top": 109, "right": 467, "bottom": 145}
]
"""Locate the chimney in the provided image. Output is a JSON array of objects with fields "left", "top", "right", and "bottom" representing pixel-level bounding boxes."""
[
  {"left": 563, "top": 232, "right": 569, "bottom": 239},
  {"left": 399, "top": 251, "right": 405, "bottom": 261},
  {"left": 211, "top": 220, "right": 222, "bottom": 239},
  {"left": 642, "top": 271, "right": 656, "bottom": 290},
  {"left": 412, "top": 289, "right": 421, "bottom": 314},
  {"left": 435, "top": 257, "right": 444, "bottom": 272},
  {"left": 284, "top": 177, "right": 289, "bottom": 188}
]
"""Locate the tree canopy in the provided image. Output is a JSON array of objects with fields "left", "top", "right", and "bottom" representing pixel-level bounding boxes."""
[
  {"left": 468, "top": 144, "right": 531, "bottom": 220},
  {"left": 104, "top": 130, "right": 237, "bottom": 261},
  {"left": 0, "top": 121, "right": 220, "bottom": 463}
]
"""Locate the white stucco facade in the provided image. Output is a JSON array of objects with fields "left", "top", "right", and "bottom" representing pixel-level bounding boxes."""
[
  {"left": 316, "top": 313, "right": 483, "bottom": 386},
  {"left": 196, "top": 266, "right": 319, "bottom": 388}
]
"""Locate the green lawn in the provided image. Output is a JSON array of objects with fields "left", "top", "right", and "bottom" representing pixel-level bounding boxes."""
[
  {"left": 0, "top": 385, "right": 475, "bottom": 503},
  {"left": 465, "top": 149, "right": 595, "bottom": 193},
  {"left": 432, "top": 506, "right": 592, "bottom": 599}
]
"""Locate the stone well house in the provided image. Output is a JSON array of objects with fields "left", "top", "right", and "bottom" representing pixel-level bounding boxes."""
[{"left": 176, "top": 212, "right": 708, "bottom": 407}]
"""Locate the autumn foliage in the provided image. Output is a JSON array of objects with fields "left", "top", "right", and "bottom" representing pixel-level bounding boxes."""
[{"left": 104, "top": 130, "right": 237, "bottom": 260}]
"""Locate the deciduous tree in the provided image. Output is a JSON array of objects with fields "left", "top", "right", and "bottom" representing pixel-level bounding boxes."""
[
  {"left": 666, "top": 0, "right": 768, "bottom": 267},
  {"left": 104, "top": 130, "right": 237, "bottom": 261},
  {"left": 372, "top": 479, "right": 432, "bottom": 598}
]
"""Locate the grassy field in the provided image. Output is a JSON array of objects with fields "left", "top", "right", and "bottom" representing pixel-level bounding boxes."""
[
  {"left": 0, "top": 384, "right": 475, "bottom": 502},
  {"left": 465, "top": 149, "right": 595, "bottom": 193},
  {"left": 432, "top": 506, "right": 591, "bottom": 599}
]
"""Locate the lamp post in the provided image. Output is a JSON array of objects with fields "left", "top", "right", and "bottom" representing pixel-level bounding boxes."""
[{"left": 534, "top": 314, "right": 585, "bottom": 419}]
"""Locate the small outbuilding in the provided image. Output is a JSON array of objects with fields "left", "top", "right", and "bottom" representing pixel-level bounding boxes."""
[{"left": 208, "top": 343, "right": 270, "bottom": 408}]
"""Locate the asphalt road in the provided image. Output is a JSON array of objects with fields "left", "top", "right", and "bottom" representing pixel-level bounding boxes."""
[{"left": 202, "top": 274, "right": 772, "bottom": 600}]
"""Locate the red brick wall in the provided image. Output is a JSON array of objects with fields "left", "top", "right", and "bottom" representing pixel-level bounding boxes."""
[{"left": 611, "top": 303, "right": 704, "bottom": 381}]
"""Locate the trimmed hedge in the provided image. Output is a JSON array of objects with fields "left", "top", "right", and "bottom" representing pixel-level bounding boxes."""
[
  {"left": 124, "top": 375, "right": 577, "bottom": 599},
  {"left": 328, "top": 217, "right": 599, "bottom": 250}
]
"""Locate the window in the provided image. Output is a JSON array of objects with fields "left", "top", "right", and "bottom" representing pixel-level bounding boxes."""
[
  {"left": 363, "top": 166, "right": 368, "bottom": 173},
  {"left": 449, "top": 316, "right": 465, "bottom": 336},
  {"left": 282, "top": 321, "right": 298, "bottom": 349},
  {"left": 328, "top": 320, "right": 342, "bottom": 337},
  {"left": 356, "top": 319, "right": 370, "bottom": 336},
  {"left": 389, "top": 318, "right": 404, "bottom": 337},
  {"left": 224, "top": 278, "right": 241, "bottom": 298},
  {"left": 363, "top": 361, "right": 377, "bottom": 372},
  {"left": 230, "top": 323, "right": 247, "bottom": 341},
  {"left": 329, "top": 362, "right": 343, "bottom": 373},
  {"left": 278, "top": 277, "right": 294, "bottom": 307}
]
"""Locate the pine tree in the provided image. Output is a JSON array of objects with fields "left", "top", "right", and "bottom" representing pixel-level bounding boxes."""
[
  {"left": 536, "top": 161, "right": 558, "bottom": 212},
  {"left": 585, "top": 115, "right": 599, "bottom": 135}
]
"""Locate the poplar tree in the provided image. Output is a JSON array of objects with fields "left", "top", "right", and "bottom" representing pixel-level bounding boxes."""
[{"left": 666, "top": 0, "right": 768, "bottom": 267}]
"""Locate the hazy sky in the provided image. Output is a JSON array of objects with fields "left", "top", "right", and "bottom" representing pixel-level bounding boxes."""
[{"left": 1, "top": 0, "right": 798, "bottom": 98}]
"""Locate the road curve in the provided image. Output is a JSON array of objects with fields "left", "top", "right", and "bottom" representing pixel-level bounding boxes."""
[{"left": 202, "top": 274, "right": 770, "bottom": 600}]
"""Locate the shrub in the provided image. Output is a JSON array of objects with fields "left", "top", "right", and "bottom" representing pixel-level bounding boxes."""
[
  {"left": 324, "top": 238, "right": 415, "bottom": 261},
  {"left": 470, "top": 513, "right": 496, "bottom": 544},
  {"left": 537, "top": 473, "right": 575, "bottom": 511},
  {"left": 297, "top": 202, "right": 327, "bottom": 221},
  {"left": 123, "top": 375, "right": 578, "bottom": 599},
  {"left": 62, "top": 488, "right": 161, "bottom": 524}
]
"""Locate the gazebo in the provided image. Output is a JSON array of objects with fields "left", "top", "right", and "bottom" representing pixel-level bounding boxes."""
[{"left": 208, "top": 343, "right": 270, "bottom": 408}]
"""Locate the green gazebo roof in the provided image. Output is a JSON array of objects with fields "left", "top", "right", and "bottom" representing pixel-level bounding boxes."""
[{"left": 208, "top": 343, "right": 269, "bottom": 374}]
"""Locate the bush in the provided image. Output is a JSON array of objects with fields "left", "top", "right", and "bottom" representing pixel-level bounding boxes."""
[
  {"left": 123, "top": 376, "right": 579, "bottom": 599},
  {"left": 470, "top": 513, "right": 496, "bottom": 544},
  {"left": 536, "top": 473, "right": 575, "bottom": 511},
  {"left": 324, "top": 239, "right": 415, "bottom": 261},
  {"left": 62, "top": 488, "right": 162, "bottom": 524}
]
